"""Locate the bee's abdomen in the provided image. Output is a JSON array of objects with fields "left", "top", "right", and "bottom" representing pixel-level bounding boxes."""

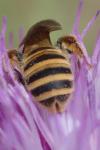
[
  {"left": 23, "top": 48, "right": 74, "bottom": 101},
  {"left": 24, "top": 53, "right": 66, "bottom": 71},
  {"left": 27, "top": 67, "right": 72, "bottom": 84},
  {"left": 31, "top": 80, "right": 73, "bottom": 96}
]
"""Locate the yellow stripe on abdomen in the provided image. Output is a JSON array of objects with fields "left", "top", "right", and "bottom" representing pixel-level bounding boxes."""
[
  {"left": 35, "top": 88, "right": 74, "bottom": 101},
  {"left": 27, "top": 73, "right": 74, "bottom": 90},
  {"left": 24, "top": 59, "right": 70, "bottom": 77}
]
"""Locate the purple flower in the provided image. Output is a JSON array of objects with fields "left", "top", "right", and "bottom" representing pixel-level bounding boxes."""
[{"left": 0, "top": 0, "right": 100, "bottom": 150}]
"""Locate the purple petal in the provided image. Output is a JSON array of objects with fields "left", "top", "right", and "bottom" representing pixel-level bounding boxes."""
[
  {"left": 92, "top": 33, "right": 100, "bottom": 65},
  {"left": 0, "top": 77, "right": 44, "bottom": 150},
  {"left": 81, "top": 10, "right": 100, "bottom": 38},
  {"left": 1, "top": 16, "right": 7, "bottom": 38},
  {"left": 72, "top": 0, "right": 84, "bottom": 34}
]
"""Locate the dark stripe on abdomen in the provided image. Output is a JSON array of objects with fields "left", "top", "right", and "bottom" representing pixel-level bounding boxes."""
[
  {"left": 24, "top": 53, "right": 66, "bottom": 71},
  {"left": 27, "top": 47, "right": 54, "bottom": 56},
  {"left": 31, "top": 80, "right": 73, "bottom": 96},
  {"left": 26, "top": 67, "right": 72, "bottom": 84}
]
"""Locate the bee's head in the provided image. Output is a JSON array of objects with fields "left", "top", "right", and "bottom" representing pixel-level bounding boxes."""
[
  {"left": 57, "top": 35, "right": 84, "bottom": 58},
  {"left": 57, "top": 35, "right": 77, "bottom": 54}
]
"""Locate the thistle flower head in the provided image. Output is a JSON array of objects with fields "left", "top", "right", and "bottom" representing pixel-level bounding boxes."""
[{"left": 0, "top": 0, "right": 100, "bottom": 150}]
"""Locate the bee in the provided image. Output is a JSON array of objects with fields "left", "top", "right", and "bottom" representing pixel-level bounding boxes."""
[{"left": 19, "top": 19, "right": 74, "bottom": 113}]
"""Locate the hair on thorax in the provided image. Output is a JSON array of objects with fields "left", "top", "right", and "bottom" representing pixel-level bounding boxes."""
[{"left": 57, "top": 35, "right": 77, "bottom": 45}]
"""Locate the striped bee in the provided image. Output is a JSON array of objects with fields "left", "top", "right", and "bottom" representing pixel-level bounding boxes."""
[{"left": 19, "top": 19, "right": 74, "bottom": 113}]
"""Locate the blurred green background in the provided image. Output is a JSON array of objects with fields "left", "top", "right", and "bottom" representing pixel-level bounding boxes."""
[{"left": 0, "top": 0, "right": 99, "bottom": 53}]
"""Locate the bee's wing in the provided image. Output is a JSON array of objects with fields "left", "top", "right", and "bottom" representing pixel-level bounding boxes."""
[{"left": 19, "top": 19, "right": 62, "bottom": 49}]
